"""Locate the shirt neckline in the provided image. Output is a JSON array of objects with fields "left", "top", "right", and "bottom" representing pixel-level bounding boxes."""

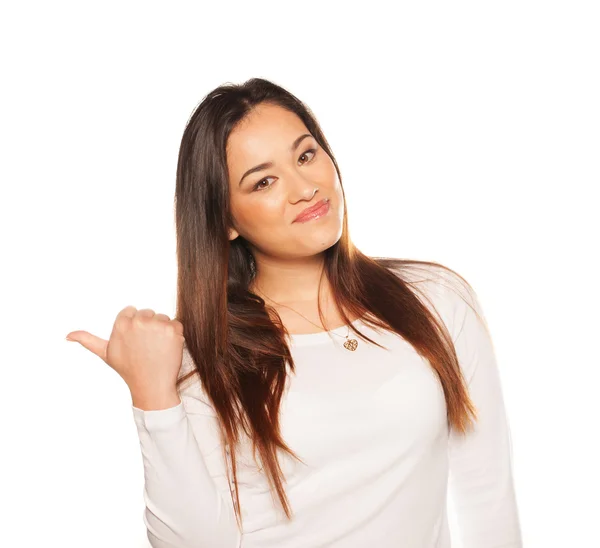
[{"left": 286, "top": 317, "right": 365, "bottom": 347}]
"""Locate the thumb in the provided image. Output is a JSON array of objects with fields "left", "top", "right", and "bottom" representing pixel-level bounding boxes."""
[{"left": 66, "top": 331, "right": 108, "bottom": 363}]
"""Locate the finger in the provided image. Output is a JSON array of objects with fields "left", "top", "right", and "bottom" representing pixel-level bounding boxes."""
[
  {"left": 136, "top": 309, "right": 156, "bottom": 318},
  {"left": 65, "top": 330, "right": 108, "bottom": 362},
  {"left": 117, "top": 306, "right": 137, "bottom": 320},
  {"left": 170, "top": 319, "right": 184, "bottom": 335},
  {"left": 154, "top": 313, "right": 171, "bottom": 322}
]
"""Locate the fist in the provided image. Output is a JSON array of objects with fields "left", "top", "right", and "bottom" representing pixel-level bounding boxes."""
[{"left": 66, "top": 306, "right": 185, "bottom": 403}]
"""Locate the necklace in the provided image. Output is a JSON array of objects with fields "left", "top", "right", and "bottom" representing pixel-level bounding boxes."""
[{"left": 256, "top": 287, "right": 359, "bottom": 351}]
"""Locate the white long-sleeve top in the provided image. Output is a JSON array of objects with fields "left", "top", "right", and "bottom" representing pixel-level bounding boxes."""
[{"left": 132, "top": 265, "right": 522, "bottom": 547}]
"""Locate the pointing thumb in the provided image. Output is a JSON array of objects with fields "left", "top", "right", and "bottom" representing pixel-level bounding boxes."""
[{"left": 66, "top": 331, "right": 108, "bottom": 363}]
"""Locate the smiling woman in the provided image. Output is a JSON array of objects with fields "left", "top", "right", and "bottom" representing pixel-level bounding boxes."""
[{"left": 127, "top": 77, "right": 522, "bottom": 548}]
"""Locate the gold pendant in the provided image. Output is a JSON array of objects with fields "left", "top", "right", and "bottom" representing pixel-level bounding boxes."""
[{"left": 343, "top": 338, "right": 358, "bottom": 351}]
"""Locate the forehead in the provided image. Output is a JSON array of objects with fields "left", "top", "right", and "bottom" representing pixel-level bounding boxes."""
[{"left": 226, "top": 104, "right": 309, "bottom": 169}]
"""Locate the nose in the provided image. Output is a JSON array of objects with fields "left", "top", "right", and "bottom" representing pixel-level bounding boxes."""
[{"left": 287, "top": 171, "right": 319, "bottom": 203}]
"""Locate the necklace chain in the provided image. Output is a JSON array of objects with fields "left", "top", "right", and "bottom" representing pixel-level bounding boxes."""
[{"left": 254, "top": 284, "right": 359, "bottom": 351}]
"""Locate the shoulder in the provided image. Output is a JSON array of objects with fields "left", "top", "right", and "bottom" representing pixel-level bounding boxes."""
[
  {"left": 384, "top": 260, "right": 494, "bottom": 384},
  {"left": 382, "top": 260, "right": 482, "bottom": 343}
]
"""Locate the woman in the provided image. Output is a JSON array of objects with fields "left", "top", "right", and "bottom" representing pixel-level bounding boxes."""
[{"left": 66, "top": 78, "right": 522, "bottom": 547}]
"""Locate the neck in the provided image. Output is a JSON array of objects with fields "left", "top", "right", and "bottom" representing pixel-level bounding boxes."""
[{"left": 249, "top": 251, "right": 329, "bottom": 305}]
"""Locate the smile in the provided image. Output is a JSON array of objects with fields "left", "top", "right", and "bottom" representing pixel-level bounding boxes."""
[{"left": 293, "top": 198, "right": 331, "bottom": 223}]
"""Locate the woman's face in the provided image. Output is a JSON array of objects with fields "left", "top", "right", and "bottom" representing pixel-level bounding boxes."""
[{"left": 226, "top": 102, "right": 344, "bottom": 259}]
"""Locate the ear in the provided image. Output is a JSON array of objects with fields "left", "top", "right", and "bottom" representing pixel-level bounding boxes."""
[{"left": 228, "top": 227, "right": 239, "bottom": 241}]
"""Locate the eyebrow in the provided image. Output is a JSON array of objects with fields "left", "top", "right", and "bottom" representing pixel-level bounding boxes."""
[{"left": 238, "top": 133, "right": 313, "bottom": 187}]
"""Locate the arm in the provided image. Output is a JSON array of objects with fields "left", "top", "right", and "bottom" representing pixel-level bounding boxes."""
[
  {"left": 131, "top": 348, "right": 242, "bottom": 548},
  {"left": 446, "top": 278, "right": 523, "bottom": 547}
]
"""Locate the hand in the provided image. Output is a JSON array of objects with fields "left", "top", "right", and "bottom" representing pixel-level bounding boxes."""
[{"left": 66, "top": 306, "right": 184, "bottom": 408}]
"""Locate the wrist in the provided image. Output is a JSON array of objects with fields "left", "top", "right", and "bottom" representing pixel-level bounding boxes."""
[{"left": 131, "top": 389, "right": 181, "bottom": 411}]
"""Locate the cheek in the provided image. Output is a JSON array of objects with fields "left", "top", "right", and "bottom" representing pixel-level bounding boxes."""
[
  {"left": 320, "top": 158, "right": 341, "bottom": 189},
  {"left": 233, "top": 195, "right": 287, "bottom": 233}
]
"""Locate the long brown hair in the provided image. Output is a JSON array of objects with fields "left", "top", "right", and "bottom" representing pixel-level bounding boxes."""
[{"left": 173, "top": 77, "right": 479, "bottom": 530}]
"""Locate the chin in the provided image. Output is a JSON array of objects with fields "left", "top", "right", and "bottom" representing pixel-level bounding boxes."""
[{"left": 302, "top": 224, "right": 343, "bottom": 253}]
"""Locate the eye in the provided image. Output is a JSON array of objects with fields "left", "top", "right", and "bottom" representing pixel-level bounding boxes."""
[
  {"left": 299, "top": 148, "right": 317, "bottom": 165},
  {"left": 253, "top": 177, "right": 275, "bottom": 192}
]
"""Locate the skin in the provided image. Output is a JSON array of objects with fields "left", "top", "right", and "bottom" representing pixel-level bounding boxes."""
[{"left": 226, "top": 102, "right": 349, "bottom": 333}]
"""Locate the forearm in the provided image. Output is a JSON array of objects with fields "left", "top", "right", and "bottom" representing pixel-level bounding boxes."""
[{"left": 132, "top": 400, "right": 241, "bottom": 548}]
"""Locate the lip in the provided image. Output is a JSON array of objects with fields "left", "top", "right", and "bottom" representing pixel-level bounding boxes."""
[{"left": 293, "top": 198, "right": 331, "bottom": 223}]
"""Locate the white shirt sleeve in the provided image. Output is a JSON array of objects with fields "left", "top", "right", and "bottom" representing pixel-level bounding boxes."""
[
  {"left": 445, "top": 277, "right": 523, "bottom": 547},
  {"left": 131, "top": 348, "right": 242, "bottom": 548}
]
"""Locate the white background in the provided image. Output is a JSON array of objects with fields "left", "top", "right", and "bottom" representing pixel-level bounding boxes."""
[{"left": 1, "top": 1, "right": 598, "bottom": 546}]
